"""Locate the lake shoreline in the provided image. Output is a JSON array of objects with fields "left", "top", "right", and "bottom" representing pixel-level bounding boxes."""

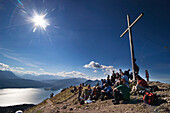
[{"left": 0, "top": 104, "right": 35, "bottom": 113}]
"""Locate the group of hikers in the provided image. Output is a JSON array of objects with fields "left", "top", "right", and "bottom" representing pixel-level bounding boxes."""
[{"left": 75, "top": 68, "right": 150, "bottom": 105}]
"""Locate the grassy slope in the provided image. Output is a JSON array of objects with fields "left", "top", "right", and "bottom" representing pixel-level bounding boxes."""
[
  {"left": 25, "top": 87, "right": 76, "bottom": 113},
  {"left": 25, "top": 82, "right": 170, "bottom": 113}
]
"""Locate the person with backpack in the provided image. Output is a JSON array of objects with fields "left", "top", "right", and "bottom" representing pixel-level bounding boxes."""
[
  {"left": 112, "top": 77, "right": 130, "bottom": 104},
  {"left": 131, "top": 75, "right": 148, "bottom": 94}
]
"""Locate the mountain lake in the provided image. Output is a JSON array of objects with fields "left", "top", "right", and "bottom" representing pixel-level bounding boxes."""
[{"left": 0, "top": 88, "right": 61, "bottom": 107}]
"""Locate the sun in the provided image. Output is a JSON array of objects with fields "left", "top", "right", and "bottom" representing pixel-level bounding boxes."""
[{"left": 31, "top": 12, "right": 50, "bottom": 32}]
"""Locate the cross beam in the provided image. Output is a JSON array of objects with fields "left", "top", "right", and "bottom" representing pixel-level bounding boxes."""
[
  {"left": 120, "top": 13, "right": 144, "bottom": 38},
  {"left": 120, "top": 13, "right": 144, "bottom": 81}
]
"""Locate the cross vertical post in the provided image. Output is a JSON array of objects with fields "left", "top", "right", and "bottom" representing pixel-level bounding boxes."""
[
  {"left": 120, "top": 13, "right": 143, "bottom": 81},
  {"left": 127, "top": 14, "right": 135, "bottom": 81}
]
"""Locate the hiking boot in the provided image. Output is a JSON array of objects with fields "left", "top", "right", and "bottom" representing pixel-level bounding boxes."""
[
  {"left": 113, "top": 101, "right": 119, "bottom": 105},
  {"left": 100, "top": 96, "right": 104, "bottom": 101},
  {"left": 101, "top": 98, "right": 104, "bottom": 101}
]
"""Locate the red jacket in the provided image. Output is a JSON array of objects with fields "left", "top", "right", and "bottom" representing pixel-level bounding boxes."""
[
  {"left": 146, "top": 71, "right": 149, "bottom": 78},
  {"left": 138, "top": 79, "right": 148, "bottom": 88}
]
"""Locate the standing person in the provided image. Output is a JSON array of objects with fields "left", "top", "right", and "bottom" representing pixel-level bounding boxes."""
[
  {"left": 112, "top": 71, "right": 116, "bottom": 78},
  {"left": 50, "top": 93, "right": 54, "bottom": 98},
  {"left": 134, "top": 59, "right": 139, "bottom": 76},
  {"left": 124, "top": 69, "right": 130, "bottom": 79},
  {"left": 119, "top": 69, "right": 123, "bottom": 75},
  {"left": 111, "top": 75, "right": 115, "bottom": 85},
  {"left": 107, "top": 75, "right": 110, "bottom": 79},
  {"left": 111, "top": 71, "right": 116, "bottom": 84},
  {"left": 129, "top": 72, "right": 133, "bottom": 80},
  {"left": 145, "top": 70, "right": 149, "bottom": 81},
  {"left": 78, "top": 84, "right": 83, "bottom": 100},
  {"left": 107, "top": 76, "right": 112, "bottom": 86}
]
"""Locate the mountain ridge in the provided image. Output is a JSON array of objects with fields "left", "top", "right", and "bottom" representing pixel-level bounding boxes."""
[
  {"left": 0, "top": 70, "right": 89, "bottom": 89},
  {"left": 0, "top": 70, "right": 52, "bottom": 88}
]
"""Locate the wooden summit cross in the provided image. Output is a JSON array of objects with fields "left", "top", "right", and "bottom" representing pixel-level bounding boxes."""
[{"left": 120, "top": 13, "right": 144, "bottom": 81}]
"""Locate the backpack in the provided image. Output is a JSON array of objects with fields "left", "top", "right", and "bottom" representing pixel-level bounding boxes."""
[
  {"left": 150, "top": 85, "right": 159, "bottom": 92},
  {"left": 143, "top": 92, "right": 157, "bottom": 105}
]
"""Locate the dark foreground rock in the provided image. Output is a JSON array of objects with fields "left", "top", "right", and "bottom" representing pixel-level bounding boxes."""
[{"left": 0, "top": 104, "right": 35, "bottom": 113}]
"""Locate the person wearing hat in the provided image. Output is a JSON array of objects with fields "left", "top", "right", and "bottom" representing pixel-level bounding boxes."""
[
  {"left": 100, "top": 83, "right": 113, "bottom": 101},
  {"left": 112, "top": 77, "right": 130, "bottom": 105},
  {"left": 121, "top": 72, "right": 130, "bottom": 88}
]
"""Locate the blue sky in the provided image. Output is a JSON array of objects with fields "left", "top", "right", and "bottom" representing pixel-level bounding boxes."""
[{"left": 0, "top": 0, "right": 170, "bottom": 82}]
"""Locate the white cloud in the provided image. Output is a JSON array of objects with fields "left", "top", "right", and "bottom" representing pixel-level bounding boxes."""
[
  {"left": 39, "top": 68, "right": 44, "bottom": 71},
  {"left": 84, "top": 61, "right": 116, "bottom": 75},
  {"left": 0, "top": 62, "right": 100, "bottom": 80},
  {"left": 93, "top": 70, "right": 97, "bottom": 73},
  {"left": 84, "top": 61, "right": 102, "bottom": 69},
  {"left": 0, "top": 63, "right": 10, "bottom": 69},
  {"left": 3, "top": 54, "right": 40, "bottom": 68},
  {"left": 56, "top": 71, "right": 88, "bottom": 78},
  {"left": 15, "top": 67, "right": 24, "bottom": 70}
]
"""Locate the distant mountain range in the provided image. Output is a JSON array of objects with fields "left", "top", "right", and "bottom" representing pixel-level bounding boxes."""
[
  {"left": 0, "top": 70, "right": 20, "bottom": 79},
  {"left": 20, "top": 74, "right": 66, "bottom": 81},
  {"left": 0, "top": 70, "right": 51, "bottom": 88},
  {"left": 44, "top": 78, "right": 87, "bottom": 90},
  {"left": 84, "top": 80, "right": 101, "bottom": 86},
  {"left": 0, "top": 70, "right": 100, "bottom": 89},
  {"left": 0, "top": 70, "right": 101, "bottom": 89}
]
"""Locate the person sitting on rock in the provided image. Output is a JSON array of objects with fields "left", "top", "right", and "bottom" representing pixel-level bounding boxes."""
[
  {"left": 131, "top": 75, "right": 149, "bottom": 94},
  {"left": 114, "top": 76, "right": 121, "bottom": 87},
  {"left": 90, "top": 86, "right": 101, "bottom": 100},
  {"left": 79, "top": 92, "right": 85, "bottom": 105},
  {"left": 100, "top": 83, "right": 113, "bottom": 101},
  {"left": 120, "top": 72, "right": 130, "bottom": 89},
  {"left": 84, "top": 84, "right": 92, "bottom": 100},
  {"left": 101, "top": 79, "right": 106, "bottom": 89},
  {"left": 74, "top": 86, "right": 77, "bottom": 92},
  {"left": 111, "top": 75, "right": 115, "bottom": 85},
  {"left": 112, "top": 78, "right": 130, "bottom": 104},
  {"left": 106, "top": 76, "right": 112, "bottom": 86}
]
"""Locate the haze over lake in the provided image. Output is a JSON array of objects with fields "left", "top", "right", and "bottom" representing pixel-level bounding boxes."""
[{"left": 0, "top": 88, "right": 61, "bottom": 107}]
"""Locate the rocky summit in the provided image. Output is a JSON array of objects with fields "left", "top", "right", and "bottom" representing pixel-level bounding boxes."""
[{"left": 24, "top": 81, "right": 170, "bottom": 113}]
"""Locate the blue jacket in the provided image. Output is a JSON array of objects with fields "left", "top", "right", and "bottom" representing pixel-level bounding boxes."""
[{"left": 104, "top": 86, "right": 113, "bottom": 93}]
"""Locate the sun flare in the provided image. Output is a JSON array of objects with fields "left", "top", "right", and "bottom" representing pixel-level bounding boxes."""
[{"left": 31, "top": 12, "right": 50, "bottom": 32}]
